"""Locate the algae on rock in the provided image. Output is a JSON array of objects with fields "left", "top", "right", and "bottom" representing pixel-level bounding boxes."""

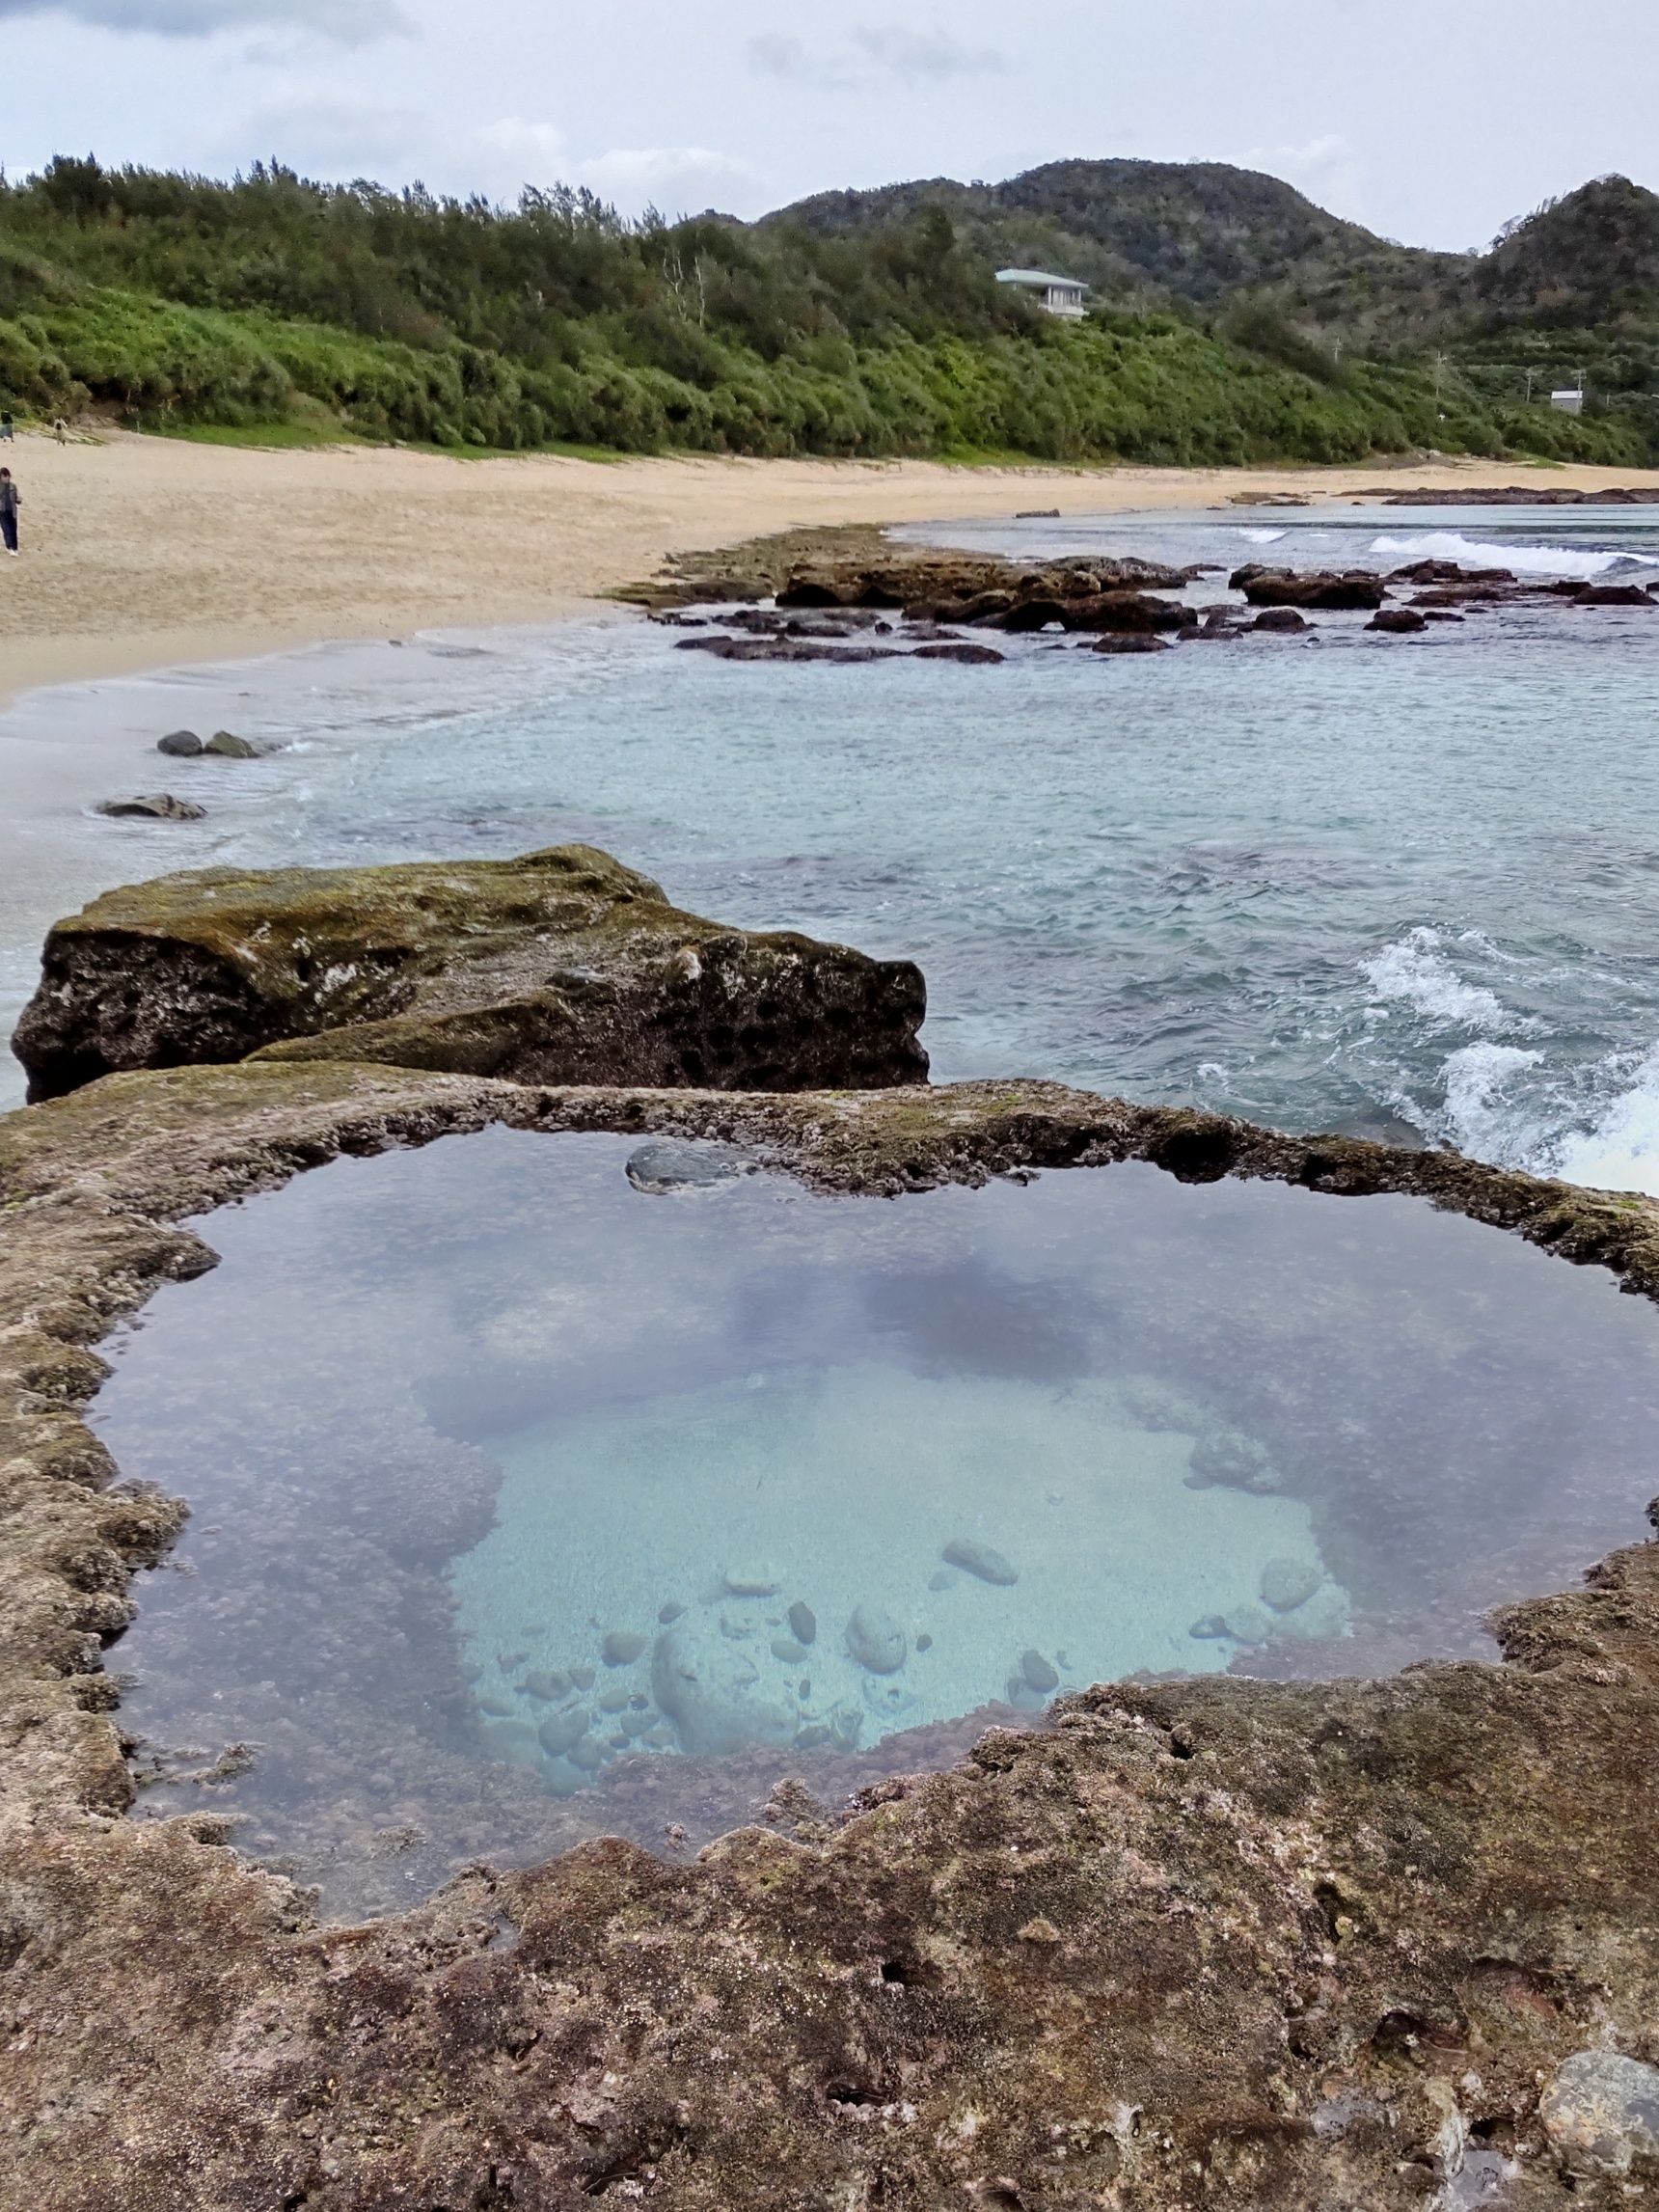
[{"left": 12, "top": 842, "right": 928, "bottom": 1100}]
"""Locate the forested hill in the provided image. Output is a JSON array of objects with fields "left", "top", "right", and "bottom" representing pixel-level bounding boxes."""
[{"left": 0, "top": 152, "right": 1654, "bottom": 467}]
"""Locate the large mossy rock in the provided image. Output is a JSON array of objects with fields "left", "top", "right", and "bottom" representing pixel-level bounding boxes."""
[{"left": 11, "top": 843, "right": 929, "bottom": 1100}]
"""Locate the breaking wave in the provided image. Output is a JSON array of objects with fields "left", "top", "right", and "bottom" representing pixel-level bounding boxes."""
[
  {"left": 1370, "top": 531, "right": 1648, "bottom": 580},
  {"left": 1360, "top": 926, "right": 1513, "bottom": 1033}
]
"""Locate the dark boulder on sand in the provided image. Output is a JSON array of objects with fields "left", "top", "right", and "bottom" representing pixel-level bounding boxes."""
[{"left": 12, "top": 843, "right": 929, "bottom": 1101}]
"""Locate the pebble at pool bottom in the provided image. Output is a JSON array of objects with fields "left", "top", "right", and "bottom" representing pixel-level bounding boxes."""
[{"left": 449, "top": 1361, "right": 1346, "bottom": 1794}]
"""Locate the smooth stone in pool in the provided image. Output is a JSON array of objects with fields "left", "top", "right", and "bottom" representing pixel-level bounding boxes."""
[
  {"left": 602, "top": 1629, "right": 649, "bottom": 1666},
  {"left": 1020, "top": 1650, "right": 1060, "bottom": 1694},
  {"left": 156, "top": 728, "right": 203, "bottom": 757},
  {"left": 476, "top": 1694, "right": 515, "bottom": 1718},
  {"left": 1224, "top": 1605, "right": 1275, "bottom": 1647},
  {"left": 569, "top": 1666, "right": 595, "bottom": 1690},
  {"left": 619, "top": 1709, "right": 654, "bottom": 1738},
  {"left": 770, "top": 1636, "right": 809, "bottom": 1665},
  {"left": 566, "top": 1734, "right": 607, "bottom": 1770},
  {"left": 846, "top": 1604, "right": 908, "bottom": 1675},
  {"left": 942, "top": 1538, "right": 1020, "bottom": 1586},
  {"left": 536, "top": 1708, "right": 591, "bottom": 1757},
  {"left": 927, "top": 1569, "right": 959, "bottom": 1593},
  {"left": 520, "top": 1669, "right": 569, "bottom": 1701},
  {"left": 1189, "top": 1429, "right": 1280, "bottom": 1492},
  {"left": 658, "top": 1601, "right": 686, "bottom": 1625},
  {"left": 482, "top": 1721, "right": 541, "bottom": 1765},
  {"left": 1188, "top": 1614, "right": 1231, "bottom": 1641},
  {"left": 596, "top": 1686, "right": 630, "bottom": 1714},
  {"left": 1260, "top": 1557, "right": 1324, "bottom": 1613},
  {"left": 787, "top": 1600, "right": 817, "bottom": 1646},
  {"left": 541, "top": 1758, "right": 585, "bottom": 1799},
  {"left": 721, "top": 1562, "right": 784, "bottom": 1598},
  {"left": 626, "top": 1141, "right": 752, "bottom": 1195},
  {"left": 652, "top": 1619, "right": 798, "bottom": 1756}
]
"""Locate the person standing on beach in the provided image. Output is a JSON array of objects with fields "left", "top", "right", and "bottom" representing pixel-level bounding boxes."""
[{"left": 0, "top": 468, "right": 20, "bottom": 556}]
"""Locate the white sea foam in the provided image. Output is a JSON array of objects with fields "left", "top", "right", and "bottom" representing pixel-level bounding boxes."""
[
  {"left": 1370, "top": 531, "right": 1645, "bottom": 580},
  {"left": 1238, "top": 529, "right": 1288, "bottom": 545},
  {"left": 1546, "top": 1045, "right": 1659, "bottom": 1197},
  {"left": 1440, "top": 1043, "right": 1545, "bottom": 1160},
  {"left": 1360, "top": 927, "right": 1510, "bottom": 1033}
]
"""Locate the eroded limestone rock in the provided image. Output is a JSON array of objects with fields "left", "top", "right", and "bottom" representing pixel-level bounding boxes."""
[{"left": 12, "top": 842, "right": 928, "bottom": 1101}]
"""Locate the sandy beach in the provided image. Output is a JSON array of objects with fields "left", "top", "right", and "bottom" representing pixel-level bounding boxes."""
[{"left": 5, "top": 428, "right": 1659, "bottom": 705}]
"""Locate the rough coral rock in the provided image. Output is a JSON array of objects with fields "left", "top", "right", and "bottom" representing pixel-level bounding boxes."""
[{"left": 12, "top": 842, "right": 928, "bottom": 1101}]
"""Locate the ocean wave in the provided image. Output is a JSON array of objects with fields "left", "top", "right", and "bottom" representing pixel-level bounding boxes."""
[
  {"left": 1237, "top": 529, "right": 1288, "bottom": 545},
  {"left": 1543, "top": 1045, "right": 1659, "bottom": 1197},
  {"left": 1369, "top": 531, "right": 1647, "bottom": 580},
  {"left": 1439, "top": 1043, "right": 1546, "bottom": 1160},
  {"left": 1359, "top": 926, "right": 1512, "bottom": 1033}
]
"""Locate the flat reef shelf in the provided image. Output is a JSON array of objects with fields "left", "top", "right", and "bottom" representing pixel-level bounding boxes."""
[{"left": 6, "top": 1067, "right": 1659, "bottom": 2211}]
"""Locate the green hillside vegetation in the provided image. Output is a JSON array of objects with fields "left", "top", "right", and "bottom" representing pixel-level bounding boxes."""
[{"left": 0, "top": 154, "right": 1650, "bottom": 466}]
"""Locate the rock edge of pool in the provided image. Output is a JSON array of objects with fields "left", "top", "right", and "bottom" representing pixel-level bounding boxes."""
[{"left": 4, "top": 1064, "right": 1659, "bottom": 2208}]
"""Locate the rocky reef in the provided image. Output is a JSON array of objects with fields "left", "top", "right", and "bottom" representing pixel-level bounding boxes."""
[
  {"left": 11, "top": 842, "right": 928, "bottom": 1101},
  {"left": 3, "top": 1062, "right": 1659, "bottom": 2206},
  {"left": 614, "top": 523, "right": 1656, "bottom": 669}
]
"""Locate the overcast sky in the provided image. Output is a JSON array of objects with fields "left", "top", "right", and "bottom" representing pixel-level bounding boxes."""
[{"left": 4, "top": 0, "right": 1655, "bottom": 251}]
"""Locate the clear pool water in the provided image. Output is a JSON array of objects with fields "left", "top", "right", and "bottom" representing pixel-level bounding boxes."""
[{"left": 94, "top": 1128, "right": 1659, "bottom": 1916}]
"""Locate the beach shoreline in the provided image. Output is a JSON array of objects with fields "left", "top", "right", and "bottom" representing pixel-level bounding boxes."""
[{"left": 6, "top": 429, "right": 1659, "bottom": 708}]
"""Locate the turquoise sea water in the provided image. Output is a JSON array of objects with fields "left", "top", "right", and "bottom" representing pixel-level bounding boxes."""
[{"left": 7, "top": 502, "right": 1659, "bottom": 1186}]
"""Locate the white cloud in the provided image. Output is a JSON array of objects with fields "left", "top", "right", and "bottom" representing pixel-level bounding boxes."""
[
  {"left": 748, "top": 21, "right": 1004, "bottom": 92},
  {"left": 579, "top": 144, "right": 752, "bottom": 215},
  {"left": 0, "top": 0, "right": 402, "bottom": 39},
  {"left": 1238, "top": 132, "right": 1364, "bottom": 217}
]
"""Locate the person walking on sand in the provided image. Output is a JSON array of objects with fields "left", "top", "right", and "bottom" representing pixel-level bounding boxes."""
[
  {"left": 53, "top": 417, "right": 68, "bottom": 445},
  {"left": 0, "top": 468, "right": 20, "bottom": 557}
]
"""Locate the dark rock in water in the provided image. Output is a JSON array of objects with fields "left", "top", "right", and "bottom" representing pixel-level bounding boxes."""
[
  {"left": 787, "top": 1600, "right": 817, "bottom": 1647},
  {"left": 519, "top": 1670, "right": 569, "bottom": 1702},
  {"left": 1259, "top": 1558, "right": 1324, "bottom": 1613},
  {"left": 14, "top": 843, "right": 929, "bottom": 1101},
  {"left": 1016, "top": 507, "right": 1062, "bottom": 518},
  {"left": 1188, "top": 1614, "right": 1231, "bottom": 1641},
  {"left": 95, "top": 795, "right": 206, "bottom": 821},
  {"left": 1368, "top": 608, "right": 1429, "bottom": 633},
  {"left": 203, "top": 730, "right": 262, "bottom": 759},
  {"left": 1091, "top": 634, "right": 1173, "bottom": 654},
  {"left": 1233, "top": 567, "right": 1386, "bottom": 611},
  {"left": 156, "top": 728, "right": 203, "bottom": 758},
  {"left": 1062, "top": 591, "right": 1189, "bottom": 635},
  {"left": 601, "top": 1630, "right": 648, "bottom": 1667},
  {"left": 1574, "top": 583, "right": 1656, "bottom": 607},
  {"left": 625, "top": 1141, "right": 752, "bottom": 1194},
  {"left": 846, "top": 1605, "right": 908, "bottom": 1676},
  {"left": 942, "top": 1538, "right": 1019, "bottom": 1586},
  {"left": 676, "top": 634, "right": 902, "bottom": 664},
  {"left": 1540, "top": 2050, "right": 1659, "bottom": 2173},
  {"left": 535, "top": 1708, "right": 589, "bottom": 1758},
  {"left": 1251, "top": 607, "right": 1309, "bottom": 633},
  {"left": 995, "top": 597, "right": 1071, "bottom": 634},
  {"left": 657, "top": 1601, "right": 685, "bottom": 1625},
  {"left": 652, "top": 1619, "right": 797, "bottom": 1755},
  {"left": 1423, "top": 610, "right": 1466, "bottom": 623},
  {"left": 911, "top": 642, "right": 1006, "bottom": 665},
  {"left": 1387, "top": 559, "right": 1516, "bottom": 587},
  {"left": 1020, "top": 1650, "right": 1059, "bottom": 1694}
]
